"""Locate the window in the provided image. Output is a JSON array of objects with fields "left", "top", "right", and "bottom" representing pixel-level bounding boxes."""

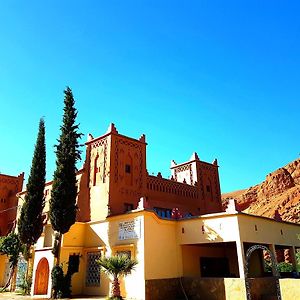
[
  {"left": 206, "top": 185, "right": 211, "bottom": 192},
  {"left": 125, "top": 164, "right": 131, "bottom": 173},
  {"left": 68, "top": 254, "right": 80, "bottom": 273},
  {"left": 124, "top": 203, "right": 134, "bottom": 212},
  {"left": 116, "top": 250, "right": 131, "bottom": 259},
  {"left": 85, "top": 252, "right": 101, "bottom": 287},
  {"left": 112, "top": 244, "right": 135, "bottom": 259},
  {"left": 154, "top": 207, "right": 172, "bottom": 218}
]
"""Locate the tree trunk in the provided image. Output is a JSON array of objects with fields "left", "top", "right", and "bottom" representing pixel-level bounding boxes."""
[
  {"left": 112, "top": 275, "right": 121, "bottom": 298},
  {"left": 1, "top": 264, "right": 16, "bottom": 292},
  {"left": 51, "top": 232, "right": 62, "bottom": 299},
  {"left": 53, "top": 232, "right": 62, "bottom": 266}
]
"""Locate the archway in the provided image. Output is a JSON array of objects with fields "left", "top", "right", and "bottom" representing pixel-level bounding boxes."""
[
  {"left": 34, "top": 258, "right": 49, "bottom": 295},
  {"left": 245, "top": 245, "right": 281, "bottom": 300}
]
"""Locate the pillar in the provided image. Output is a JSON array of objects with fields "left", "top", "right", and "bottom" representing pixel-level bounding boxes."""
[
  {"left": 269, "top": 244, "right": 278, "bottom": 276},
  {"left": 236, "top": 240, "right": 246, "bottom": 278},
  {"left": 289, "top": 246, "right": 299, "bottom": 275}
]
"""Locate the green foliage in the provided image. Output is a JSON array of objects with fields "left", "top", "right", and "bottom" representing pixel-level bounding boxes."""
[
  {"left": 18, "top": 118, "right": 46, "bottom": 250},
  {"left": 0, "top": 233, "right": 23, "bottom": 267},
  {"left": 97, "top": 255, "right": 138, "bottom": 278},
  {"left": 296, "top": 251, "right": 300, "bottom": 272},
  {"left": 51, "top": 265, "right": 64, "bottom": 299},
  {"left": 277, "top": 262, "right": 293, "bottom": 273},
  {"left": 17, "top": 271, "right": 32, "bottom": 295},
  {"left": 97, "top": 255, "right": 138, "bottom": 299},
  {"left": 49, "top": 87, "right": 82, "bottom": 235},
  {"left": 51, "top": 263, "right": 76, "bottom": 299}
]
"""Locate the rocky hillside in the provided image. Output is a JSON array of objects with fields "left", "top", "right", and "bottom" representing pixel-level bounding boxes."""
[{"left": 222, "top": 158, "right": 300, "bottom": 223}]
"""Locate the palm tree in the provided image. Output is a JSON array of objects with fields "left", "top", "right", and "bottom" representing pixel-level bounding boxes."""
[{"left": 97, "top": 254, "right": 138, "bottom": 299}]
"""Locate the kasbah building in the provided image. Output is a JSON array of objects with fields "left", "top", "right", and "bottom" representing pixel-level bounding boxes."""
[{"left": 1, "top": 123, "right": 300, "bottom": 300}]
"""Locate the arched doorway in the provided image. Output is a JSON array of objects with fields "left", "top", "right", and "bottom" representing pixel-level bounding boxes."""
[
  {"left": 245, "top": 245, "right": 281, "bottom": 300},
  {"left": 34, "top": 258, "right": 49, "bottom": 295}
]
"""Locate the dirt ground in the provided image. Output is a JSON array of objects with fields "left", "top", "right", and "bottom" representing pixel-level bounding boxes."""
[{"left": 0, "top": 292, "right": 106, "bottom": 300}]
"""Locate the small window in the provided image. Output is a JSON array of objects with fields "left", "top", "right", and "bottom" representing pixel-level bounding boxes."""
[
  {"left": 86, "top": 252, "right": 101, "bottom": 287},
  {"left": 153, "top": 207, "right": 172, "bottom": 219},
  {"left": 125, "top": 164, "right": 131, "bottom": 173},
  {"left": 68, "top": 254, "right": 80, "bottom": 273},
  {"left": 206, "top": 185, "right": 211, "bottom": 192},
  {"left": 124, "top": 203, "right": 134, "bottom": 212},
  {"left": 116, "top": 250, "right": 131, "bottom": 259}
]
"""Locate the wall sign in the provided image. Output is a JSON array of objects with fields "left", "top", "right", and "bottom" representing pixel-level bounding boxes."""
[{"left": 118, "top": 218, "right": 141, "bottom": 240}]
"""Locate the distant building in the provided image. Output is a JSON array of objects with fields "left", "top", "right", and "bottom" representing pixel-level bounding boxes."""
[
  {"left": 9, "top": 124, "right": 300, "bottom": 299},
  {"left": 0, "top": 172, "right": 24, "bottom": 236}
]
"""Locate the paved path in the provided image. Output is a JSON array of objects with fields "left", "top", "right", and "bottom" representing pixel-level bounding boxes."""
[{"left": 0, "top": 293, "right": 107, "bottom": 300}]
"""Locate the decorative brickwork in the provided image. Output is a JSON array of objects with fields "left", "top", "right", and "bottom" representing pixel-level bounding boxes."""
[{"left": 147, "top": 175, "right": 199, "bottom": 199}]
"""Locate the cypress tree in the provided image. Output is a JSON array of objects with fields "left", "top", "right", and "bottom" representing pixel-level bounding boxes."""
[
  {"left": 18, "top": 118, "right": 46, "bottom": 252},
  {"left": 49, "top": 87, "right": 82, "bottom": 264}
]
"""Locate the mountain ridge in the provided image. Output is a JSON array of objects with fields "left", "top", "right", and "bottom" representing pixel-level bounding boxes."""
[{"left": 222, "top": 158, "right": 300, "bottom": 223}]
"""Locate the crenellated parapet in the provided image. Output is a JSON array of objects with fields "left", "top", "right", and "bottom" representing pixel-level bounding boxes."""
[{"left": 147, "top": 175, "right": 199, "bottom": 199}]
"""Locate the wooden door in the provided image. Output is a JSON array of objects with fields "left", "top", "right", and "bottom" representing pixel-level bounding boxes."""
[{"left": 34, "top": 258, "right": 49, "bottom": 295}]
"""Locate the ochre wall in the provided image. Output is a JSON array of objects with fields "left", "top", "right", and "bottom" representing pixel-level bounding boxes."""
[
  {"left": 177, "top": 214, "right": 240, "bottom": 245},
  {"left": 0, "top": 173, "right": 24, "bottom": 236},
  {"left": 144, "top": 212, "right": 182, "bottom": 280},
  {"left": 0, "top": 255, "right": 8, "bottom": 287},
  {"left": 238, "top": 214, "right": 300, "bottom": 247},
  {"left": 182, "top": 244, "right": 239, "bottom": 277},
  {"left": 280, "top": 279, "right": 300, "bottom": 300},
  {"left": 108, "top": 133, "right": 147, "bottom": 216},
  {"left": 81, "top": 213, "right": 146, "bottom": 299}
]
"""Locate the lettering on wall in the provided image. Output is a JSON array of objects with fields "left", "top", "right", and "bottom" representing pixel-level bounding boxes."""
[{"left": 118, "top": 218, "right": 141, "bottom": 240}]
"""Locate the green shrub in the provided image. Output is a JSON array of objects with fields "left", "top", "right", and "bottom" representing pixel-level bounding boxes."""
[{"left": 277, "top": 262, "right": 293, "bottom": 273}]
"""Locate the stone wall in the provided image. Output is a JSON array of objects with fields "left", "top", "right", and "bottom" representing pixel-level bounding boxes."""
[
  {"left": 145, "top": 277, "right": 247, "bottom": 300},
  {"left": 182, "top": 277, "right": 246, "bottom": 300},
  {"left": 145, "top": 278, "right": 183, "bottom": 300},
  {"left": 247, "top": 277, "right": 278, "bottom": 300},
  {"left": 145, "top": 277, "right": 300, "bottom": 300}
]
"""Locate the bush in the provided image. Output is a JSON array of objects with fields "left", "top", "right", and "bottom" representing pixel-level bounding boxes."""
[
  {"left": 51, "top": 262, "right": 77, "bottom": 299},
  {"left": 17, "top": 272, "right": 32, "bottom": 295},
  {"left": 277, "top": 262, "right": 293, "bottom": 273}
]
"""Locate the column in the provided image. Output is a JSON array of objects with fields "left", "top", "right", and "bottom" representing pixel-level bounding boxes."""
[
  {"left": 289, "top": 246, "right": 299, "bottom": 275},
  {"left": 236, "top": 240, "right": 246, "bottom": 278},
  {"left": 269, "top": 244, "right": 278, "bottom": 276}
]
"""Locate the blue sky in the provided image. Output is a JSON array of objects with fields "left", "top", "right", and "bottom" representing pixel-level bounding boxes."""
[{"left": 0, "top": 1, "right": 299, "bottom": 193}]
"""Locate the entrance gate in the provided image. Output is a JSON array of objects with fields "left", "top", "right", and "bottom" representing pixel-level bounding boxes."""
[
  {"left": 245, "top": 245, "right": 281, "bottom": 300},
  {"left": 34, "top": 258, "right": 49, "bottom": 295}
]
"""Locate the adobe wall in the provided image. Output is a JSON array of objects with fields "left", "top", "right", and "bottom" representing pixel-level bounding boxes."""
[
  {"left": 108, "top": 133, "right": 147, "bottom": 215},
  {"left": 0, "top": 173, "right": 24, "bottom": 236},
  {"left": 146, "top": 175, "right": 200, "bottom": 215}
]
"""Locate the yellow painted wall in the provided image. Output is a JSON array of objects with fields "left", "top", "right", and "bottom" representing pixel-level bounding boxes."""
[
  {"left": 62, "top": 222, "right": 86, "bottom": 247},
  {"left": 177, "top": 214, "right": 240, "bottom": 245},
  {"left": 182, "top": 244, "right": 239, "bottom": 277},
  {"left": 81, "top": 213, "right": 146, "bottom": 299},
  {"left": 144, "top": 212, "right": 182, "bottom": 280},
  {"left": 0, "top": 255, "right": 8, "bottom": 287},
  {"left": 60, "top": 247, "right": 84, "bottom": 295},
  {"left": 224, "top": 278, "right": 246, "bottom": 300},
  {"left": 280, "top": 279, "right": 300, "bottom": 300},
  {"left": 238, "top": 214, "right": 300, "bottom": 247}
]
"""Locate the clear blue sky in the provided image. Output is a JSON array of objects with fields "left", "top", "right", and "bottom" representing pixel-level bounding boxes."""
[{"left": 0, "top": 1, "right": 299, "bottom": 193}]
